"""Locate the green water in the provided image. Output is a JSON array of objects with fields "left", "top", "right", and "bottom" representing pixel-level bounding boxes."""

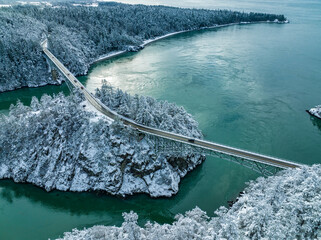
[{"left": 1, "top": 0, "right": 321, "bottom": 239}]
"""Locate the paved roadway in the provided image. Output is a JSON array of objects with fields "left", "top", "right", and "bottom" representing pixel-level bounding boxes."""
[{"left": 42, "top": 40, "right": 304, "bottom": 170}]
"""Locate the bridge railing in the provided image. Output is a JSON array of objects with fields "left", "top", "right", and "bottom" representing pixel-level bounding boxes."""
[{"left": 42, "top": 41, "right": 305, "bottom": 176}]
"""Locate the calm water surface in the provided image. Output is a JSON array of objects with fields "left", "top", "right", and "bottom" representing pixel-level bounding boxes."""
[{"left": 1, "top": 0, "right": 321, "bottom": 239}]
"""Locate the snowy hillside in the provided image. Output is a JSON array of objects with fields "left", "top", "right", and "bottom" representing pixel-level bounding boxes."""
[
  {"left": 0, "top": 88, "right": 204, "bottom": 197},
  {"left": 0, "top": 3, "right": 287, "bottom": 92},
  {"left": 58, "top": 164, "right": 321, "bottom": 239},
  {"left": 95, "top": 82, "right": 202, "bottom": 137}
]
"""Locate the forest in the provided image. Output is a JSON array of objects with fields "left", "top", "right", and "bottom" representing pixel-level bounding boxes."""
[
  {"left": 59, "top": 164, "right": 321, "bottom": 239},
  {"left": 0, "top": 2, "right": 286, "bottom": 92},
  {"left": 0, "top": 85, "right": 204, "bottom": 197}
]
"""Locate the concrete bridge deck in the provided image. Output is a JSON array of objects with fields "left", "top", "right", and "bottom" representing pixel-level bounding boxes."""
[{"left": 42, "top": 40, "right": 304, "bottom": 172}]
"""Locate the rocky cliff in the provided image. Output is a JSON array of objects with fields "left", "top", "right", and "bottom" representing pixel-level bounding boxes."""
[{"left": 0, "top": 87, "right": 204, "bottom": 197}]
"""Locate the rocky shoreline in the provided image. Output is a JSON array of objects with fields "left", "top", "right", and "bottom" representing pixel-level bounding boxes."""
[
  {"left": 0, "top": 3, "right": 288, "bottom": 93},
  {"left": 0, "top": 86, "right": 205, "bottom": 197},
  {"left": 307, "top": 105, "right": 321, "bottom": 119},
  {"left": 91, "top": 20, "right": 289, "bottom": 65},
  {"left": 58, "top": 164, "right": 321, "bottom": 240}
]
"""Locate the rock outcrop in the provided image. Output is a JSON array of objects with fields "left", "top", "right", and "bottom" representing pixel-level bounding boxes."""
[
  {"left": 308, "top": 105, "right": 321, "bottom": 119},
  {"left": 58, "top": 164, "right": 321, "bottom": 240},
  {"left": 0, "top": 87, "right": 204, "bottom": 197}
]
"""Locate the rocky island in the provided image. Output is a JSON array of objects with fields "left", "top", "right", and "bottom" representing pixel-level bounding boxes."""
[
  {"left": 0, "top": 83, "right": 204, "bottom": 197},
  {"left": 308, "top": 105, "right": 321, "bottom": 119},
  {"left": 2, "top": 2, "right": 317, "bottom": 240}
]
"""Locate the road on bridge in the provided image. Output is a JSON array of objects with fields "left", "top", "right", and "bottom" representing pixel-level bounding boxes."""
[{"left": 42, "top": 40, "right": 303, "bottom": 171}]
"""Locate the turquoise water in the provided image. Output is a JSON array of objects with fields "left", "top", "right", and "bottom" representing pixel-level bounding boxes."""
[{"left": 1, "top": 0, "right": 321, "bottom": 239}]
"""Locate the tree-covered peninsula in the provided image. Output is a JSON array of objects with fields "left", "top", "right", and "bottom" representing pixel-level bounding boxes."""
[
  {"left": 0, "top": 2, "right": 286, "bottom": 92},
  {"left": 0, "top": 84, "right": 204, "bottom": 197},
  {"left": 59, "top": 164, "right": 321, "bottom": 239}
]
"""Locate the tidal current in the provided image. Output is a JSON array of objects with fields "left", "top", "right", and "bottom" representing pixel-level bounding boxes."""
[{"left": 0, "top": 0, "right": 321, "bottom": 239}]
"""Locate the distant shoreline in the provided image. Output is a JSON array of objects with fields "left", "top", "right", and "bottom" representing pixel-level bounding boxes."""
[
  {"left": 0, "top": 20, "right": 287, "bottom": 94},
  {"left": 92, "top": 20, "right": 288, "bottom": 65}
]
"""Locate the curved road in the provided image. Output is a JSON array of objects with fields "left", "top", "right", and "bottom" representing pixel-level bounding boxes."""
[{"left": 42, "top": 40, "right": 304, "bottom": 170}]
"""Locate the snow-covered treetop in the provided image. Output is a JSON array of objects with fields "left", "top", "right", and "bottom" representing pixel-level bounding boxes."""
[
  {"left": 95, "top": 81, "right": 202, "bottom": 138},
  {"left": 58, "top": 164, "right": 321, "bottom": 239},
  {"left": 0, "top": 88, "right": 204, "bottom": 197},
  {"left": 0, "top": 3, "right": 286, "bottom": 92}
]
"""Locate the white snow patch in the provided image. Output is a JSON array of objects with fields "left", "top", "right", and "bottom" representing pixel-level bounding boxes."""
[
  {"left": 119, "top": 174, "right": 148, "bottom": 196},
  {"left": 92, "top": 21, "right": 284, "bottom": 65},
  {"left": 72, "top": 3, "right": 98, "bottom": 7},
  {"left": 309, "top": 105, "right": 321, "bottom": 119},
  {"left": 80, "top": 100, "right": 113, "bottom": 124},
  {"left": 17, "top": 1, "right": 52, "bottom": 6},
  {"left": 92, "top": 50, "right": 127, "bottom": 64},
  {"left": 0, "top": 164, "right": 8, "bottom": 177},
  {"left": 141, "top": 23, "right": 247, "bottom": 47}
]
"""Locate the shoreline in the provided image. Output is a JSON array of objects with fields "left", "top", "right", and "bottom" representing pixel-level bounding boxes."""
[
  {"left": 0, "top": 20, "right": 288, "bottom": 94},
  {"left": 91, "top": 20, "right": 288, "bottom": 65},
  {"left": 307, "top": 107, "right": 321, "bottom": 120}
]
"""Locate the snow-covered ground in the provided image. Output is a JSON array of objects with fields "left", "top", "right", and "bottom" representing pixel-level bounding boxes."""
[
  {"left": 80, "top": 100, "right": 113, "bottom": 124},
  {"left": 93, "top": 20, "right": 288, "bottom": 64},
  {"left": 93, "top": 23, "right": 245, "bottom": 64},
  {"left": 92, "top": 50, "right": 127, "bottom": 64},
  {"left": 72, "top": 3, "right": 98, "bottom": 7},
  {"left": 140, "top": 20, "right": 288, "bottom": 47},
  {"left": 17, "top": 1, "right": 52, "bottom": 6},
  {"left": 57, "top": 164, "right": 321, "bottom": 240},
  {"left": 1, "top": 4, "right": 287, "bottom": 92},
  {"left": 308, "top": 105, "right": 321, "bottom": 119},
  {"left": 0, "top": 87, "right": 204, "bottom": 197}
]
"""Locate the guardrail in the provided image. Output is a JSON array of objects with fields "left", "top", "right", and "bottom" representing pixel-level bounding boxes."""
[{"left": 42, "top": 42, "right": 304, "bottom": 171}]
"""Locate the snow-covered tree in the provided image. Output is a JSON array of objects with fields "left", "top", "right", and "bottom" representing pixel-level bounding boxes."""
[
  {"left": 57, "top": 165, "right": 321, "bottom": 240},
  {"left": 0, "top": 3, "right": 287, "bottom": 92},
  {"left": 95, "top": 82, "right": 202, "bottom": 138},
  {"left": 0, "top": 87, "right": 204, "bottom": 197}
]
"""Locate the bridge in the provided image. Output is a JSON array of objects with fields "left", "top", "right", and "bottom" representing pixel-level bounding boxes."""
[{"left": 41, "top": 39, "right": 304, "bottom": 176}]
